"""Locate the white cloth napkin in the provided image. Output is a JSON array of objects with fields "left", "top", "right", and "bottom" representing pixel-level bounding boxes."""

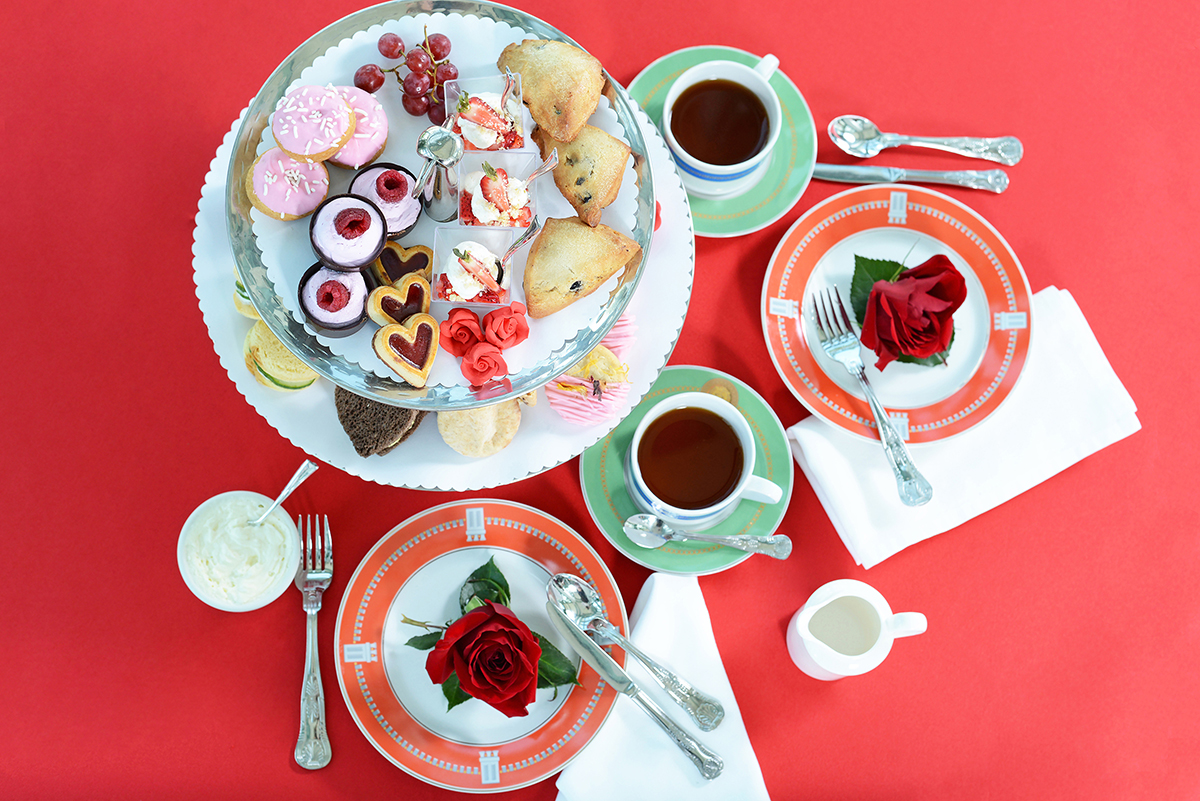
[
  {"left": 555, "top": 573, "right": 770, "bottom": 801},
  {"left": 788, "top": 287, "right": 1140, "bottom": 568}
]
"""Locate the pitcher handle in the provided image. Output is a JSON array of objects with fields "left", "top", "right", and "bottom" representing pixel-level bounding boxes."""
[{"left": 889, "top": 612, "right": 928, "bottom": 638}]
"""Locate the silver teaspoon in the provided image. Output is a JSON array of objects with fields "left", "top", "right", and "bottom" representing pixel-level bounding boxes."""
[
  {"left": 548, "top": 574, "right": 725, "bottom": 732},
  {"left": 248, "top": 459, "right": 318, "bottom": 526},
  {"left": 829, "top": 114, "right": 1023, "bottom": 165},
  {"left": 623, "top": 514, "right": 792, "bottom": 560}
]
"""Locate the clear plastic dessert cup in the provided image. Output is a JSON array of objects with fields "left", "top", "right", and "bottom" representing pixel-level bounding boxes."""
[{"left": 457, "top": 151, "right": 539, "bottom": 228}]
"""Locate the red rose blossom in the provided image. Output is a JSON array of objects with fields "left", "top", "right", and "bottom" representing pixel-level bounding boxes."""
[
  {"left": 461, "top": 341, "right": 508, "bottom": 385},
  {"left": 860, "top": 254, "right": 967, "bottom": 370},
  {"left": 482, "top": 302, "right": 530, "bottom": 350},
  {"left": 425, "top": 601, "right": 542, "bottom": 718},
  {"left": 439, "top": 308, "right": 483, "bottom": 357}
]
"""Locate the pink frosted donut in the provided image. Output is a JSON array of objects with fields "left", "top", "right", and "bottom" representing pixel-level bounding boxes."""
[
  {"left": 271, "top": 85, "right": 355, "bottom": 163},
  {"left": 328, "top": 85, "right": 389, "bottom": 170},
  {"left": 244, "top": 147, "right": 330, "bottom": 221}
]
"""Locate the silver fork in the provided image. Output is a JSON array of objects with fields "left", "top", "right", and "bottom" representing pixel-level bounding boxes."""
[
  {"left": 811, "top": 288, "right": 933, "bottom": 507},
  {"left": 294, "top": 515, "right": 333, "bottom": 769}
]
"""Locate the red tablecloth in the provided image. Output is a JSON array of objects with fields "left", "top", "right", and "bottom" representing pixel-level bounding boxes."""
[{"left": 5, "top": 0, "right": 1197, "bottom": 798}]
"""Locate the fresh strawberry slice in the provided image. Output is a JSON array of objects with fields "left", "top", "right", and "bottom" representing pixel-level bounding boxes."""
[
  {"left": 456, "top": 94, "right": 509, "bottom": 133},
  {"left": 511, "top": 206, "right": 532, "bottom": 227},
  {"left": 479, "top": 163, "right": 511, "bottom": 212},
  {"left": 453, "top": 247, "right": 501, "bottom": 293}
]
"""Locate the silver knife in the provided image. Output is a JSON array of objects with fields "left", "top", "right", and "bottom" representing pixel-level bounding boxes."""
[
  {"left": 813, "top": 163, "right": 1009, "bottom": 193},
  {"left": 545, "top": 601, "right": 724, "bottom": 780}
]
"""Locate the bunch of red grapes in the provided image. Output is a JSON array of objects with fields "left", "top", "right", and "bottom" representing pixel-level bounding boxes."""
[{"left": 353, "top": 27, "right": 459, "bottom": 125}]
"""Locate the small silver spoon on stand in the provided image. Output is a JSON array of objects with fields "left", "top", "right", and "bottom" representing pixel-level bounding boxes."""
[
  {"left": 548, "top": 574, "right": 725, "bottom": 732},
  {"left": 248, "top": 460, "right": 318, "bottom": 526},
  {"left": 623, "top": 514, "right": 792, "bottom": 560},
  {"left": 829, "top": 114, "right": 1023, "bottom": 165}
]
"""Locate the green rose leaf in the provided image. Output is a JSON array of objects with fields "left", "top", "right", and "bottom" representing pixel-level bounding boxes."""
[
  {"left": 458, "top": 557, "right": 511, "bottom": 614},
  {"left": 849, "top": 255, "right": 905, "bottom": 326},
  {"left": 442, "top": 673, "right": 474, "bottom": 711},
  {"left": 535, "top": 634, "right": 581, "bottom": 689},
  {"left": 405, "top": 631, "right": 444, "bottom": 650}
]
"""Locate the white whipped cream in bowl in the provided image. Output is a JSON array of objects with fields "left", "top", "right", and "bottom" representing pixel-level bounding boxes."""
[{"left": 177, "top": 491, "right": 300, "bottom": 612}]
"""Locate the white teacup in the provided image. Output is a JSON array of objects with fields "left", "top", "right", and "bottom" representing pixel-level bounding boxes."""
[
  {"left": 661, "top": 54, "right": 782, "bottom": 199},
  {"left": 624, "top": 392, "right": 783, "bottom": 531}
]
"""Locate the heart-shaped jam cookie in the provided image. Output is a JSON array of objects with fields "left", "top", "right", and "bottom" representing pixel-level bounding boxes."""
[
  {"left": 373, "top": 313, "right": 439, "bottom": 388},
  {"left": 368, "top": 242, "right": 433, "bottom": 288},
  {"left": 367, "top": 274, "right": 431, "bottom": 327}
]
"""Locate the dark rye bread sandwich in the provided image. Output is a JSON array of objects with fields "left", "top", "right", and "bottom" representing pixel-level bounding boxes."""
[{"left": 334, "top": 386, "right": 427, "bottom": 457}]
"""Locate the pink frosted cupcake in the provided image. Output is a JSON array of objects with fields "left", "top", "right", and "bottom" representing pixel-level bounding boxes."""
[
  {"left": 545, "top": 315, "right": 636, "bottom": 425},
  {"left": 328, "top": 85, "right": 389, "bottom": 170},
  {"left": 244, "top": 147, "right": 330, "bottom": 221}
]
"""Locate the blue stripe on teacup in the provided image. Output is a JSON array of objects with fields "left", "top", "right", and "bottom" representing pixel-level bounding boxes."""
[
  {"left": 627, "top": 479, "right": 715, "bottom": 520},
  {"left": 669, "top": 152, "right": 761, "bottom": 182}
]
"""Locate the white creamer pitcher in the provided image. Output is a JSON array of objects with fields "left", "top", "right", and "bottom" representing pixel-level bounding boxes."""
[{"left": 787, "top": 579, "right": 927, "bottom": 680}]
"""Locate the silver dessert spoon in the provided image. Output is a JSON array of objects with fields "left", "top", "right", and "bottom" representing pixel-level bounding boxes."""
[
  {"left": 248, "top": 459, "right": 318, "bottom": 526},
  {"left": 548, "top": 573, "right": 725, "bottom": 732},
  {"left": 623, "top": 514, "right": 792, "bottom": 560},
  {"left": 829, "top": 114, "right": 1023, "bottom": 165}
]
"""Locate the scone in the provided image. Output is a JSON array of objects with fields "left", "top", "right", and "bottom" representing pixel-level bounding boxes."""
[
  {"left": 437, "top": 400, "right": 523, "bottom": 457},
  {"left": 333, "top": 386, "right": 426, "bottom": 457},
  {"left": 532, "top": 124, "right": 630, "bottom": 227},
  {"left": 496, "top": 39, "right": 603, "bottom": 143},
  {"left": 522, "top": 217, "right": 640, "bottom": 318},
  {"left": 243, "top": 320, "right": 318, "bottom": 391}
]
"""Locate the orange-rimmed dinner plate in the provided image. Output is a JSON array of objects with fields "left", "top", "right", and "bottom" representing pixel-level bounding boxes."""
[
  {"left": 761, "top": 184, "right": 1033, "bottom": 443},
  {"left": 334, "top": 500, "right": 627, "bottom": 792}
]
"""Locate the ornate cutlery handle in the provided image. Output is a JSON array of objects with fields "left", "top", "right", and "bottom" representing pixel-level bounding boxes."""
[
  {"left": 854, "top": 366, "right": 933, "bottom": 507},
  {"left": 883, "top": 133, "right": 1023, "bottom": 165},
  {"left": 902, "top": 168, "right": 1009, "bottom": 193},
  {"left": 684, "top": 532, "right": 793, "bottom": 559},
  {"left": 593, "top": 620, "right": 725, "bottom": 731},
  {"left": 629, "top": 686, "right": 724, "bottom": 780},
  {"left": 295, "top": 611, "right": 331, "bottom": 769},
  {"left": 812, "top": 164, "right": 1008, "bottom": 193}
]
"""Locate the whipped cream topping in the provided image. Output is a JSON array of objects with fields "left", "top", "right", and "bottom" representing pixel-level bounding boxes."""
[
  {"left": 329, "top": 85, "right": 388, "bottom": 169},
  {"left": 350, "top": 166, "right": 421, "bottom": 236},
  {"left": 440, "top": 240, "right": 508, "bottom": 302},
  {"left": 183, "top": 496, "right": 293, "bottom": 606},
  {"left": 271, "top": 84, "right": 354, "bottom": 162},
  {"left": 463, "top": 169, "right": 531, "bottom": 225},
  {"left": 310, "top": 195, "right": 385, "bottom": 269},
  {"left": 251, "top": 148, "right": 329, "bottom": 218}
]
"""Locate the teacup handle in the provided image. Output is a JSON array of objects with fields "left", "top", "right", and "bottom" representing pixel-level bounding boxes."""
[
  {"left": 754, "top": 54, "right": 779, "bottom": 80},
  {"left": 742, "top": 475, "right": 783, "bottom": 505},
  {"left": 889, "top": 612, "right": 928, "bottom": 638}
]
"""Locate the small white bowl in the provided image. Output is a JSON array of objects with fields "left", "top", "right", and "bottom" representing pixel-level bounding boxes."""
[{"left": 177, "top": 490, "right": 300, "bottom": 612}]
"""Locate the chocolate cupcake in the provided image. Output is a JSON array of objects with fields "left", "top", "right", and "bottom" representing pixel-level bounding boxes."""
[
  {"left": 350, "top": 163, "right": 422, "bottom": 240},
  {"left": 309, "top": 194, "right": 387, "bottom": 270},
  {"left": 297, "top": 262, "right": 368, "bottom": 336}
]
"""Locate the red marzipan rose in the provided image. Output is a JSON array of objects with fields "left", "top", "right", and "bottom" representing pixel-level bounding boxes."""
[
  {"left": 439, "top": 307, "right": 483, "bottom": 358},
  {"left": 482, "top": 302, "right": 530, "bottom": 350},
  {"left": 860, "top": 254, "right": 967, "bottom": 370},
  {"left": 460, "top": 341, "right": 508, "bottom": 385},
  {"left": 425, "top": 601, "right": 542, "bottom": 718}
]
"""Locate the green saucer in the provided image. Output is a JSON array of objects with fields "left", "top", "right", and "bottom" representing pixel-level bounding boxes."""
[
  {"left": 628, "top": 46, "right": 817, "bottom": 239},
  {"left": 579, "top": 365, "right": 794, "bottom": 575}
]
